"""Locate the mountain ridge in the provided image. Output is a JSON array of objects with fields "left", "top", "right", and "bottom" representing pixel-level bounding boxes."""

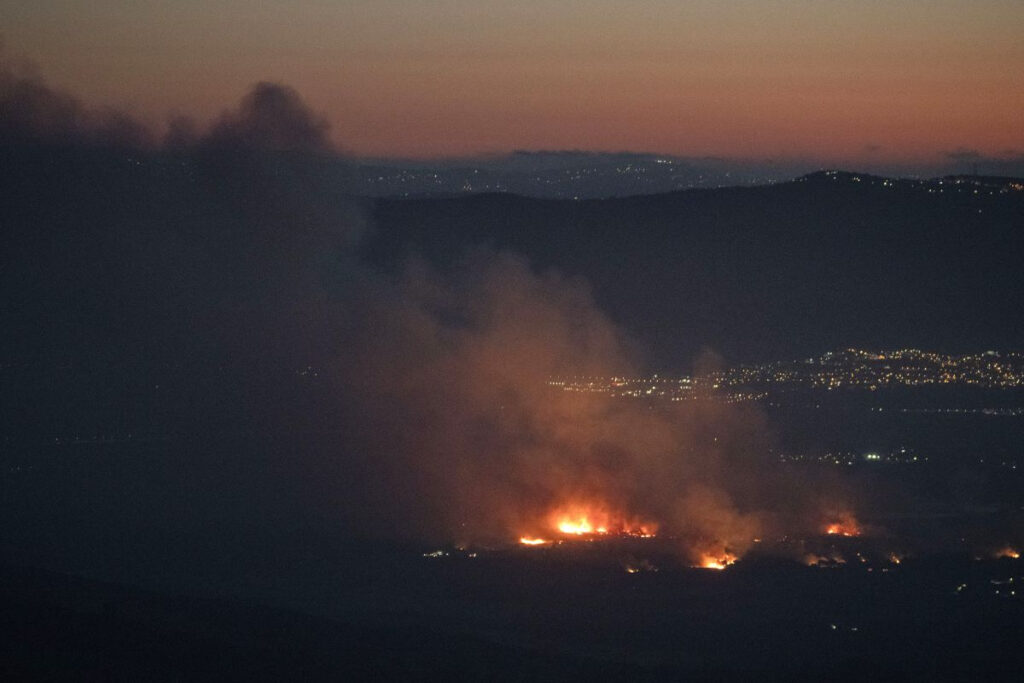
[{"left": 369, "top": 169, "right": 1024, "bottom": 370}]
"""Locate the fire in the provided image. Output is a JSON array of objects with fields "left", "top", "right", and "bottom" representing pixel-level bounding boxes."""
[
  {"left": 516, "top": 502, "right": 658, "bottom": 547},
  {"left": 519, "top": 537, "right": 551, "bottom": 546},
  {"left": 804, "top": 552, "right": 846, "bottom": 567},
  {"left": 698, "top": 551, "right": 737, "bottom": 570},
  {"left": 622, "top": 557, "right": 658, "bottom": 574},
  {"left": 557, "top": 518, "right": 599, "bottom": 535},
  {"left": 824, "top": 513, "right": 861, "bottom": 537},
  {"left": 548, "top": 503, "right": 657, "bottom": 538},
  {"left": 694, "top": 542, "right": 737, "bottom": 570},
  {"left": 995, "top": 546, "right": 1020, "bottom": 560}
]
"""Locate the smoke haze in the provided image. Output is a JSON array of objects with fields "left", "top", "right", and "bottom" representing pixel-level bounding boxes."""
[{"left": 2, "top": 60, "right": 874, "bottom": 572}]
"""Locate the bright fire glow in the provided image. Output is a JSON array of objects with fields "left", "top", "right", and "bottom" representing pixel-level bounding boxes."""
[
  {"left": 824, "top": 513, "right": 861, "bottom": 537},
  {"left": 995, "top": 546, "right": 1020, "bottom": 559},
  {"left": 519, "top": 537, "right": 551, "bottom": 546},
  {"left": 557, "top": 518, "right": 598, "bottom": 535},
  {"left": 697, "top": 551, "right": 737, "bottom": 570},
  {"left": 547, "top": 503, "right": 657, "bottom": 538}
]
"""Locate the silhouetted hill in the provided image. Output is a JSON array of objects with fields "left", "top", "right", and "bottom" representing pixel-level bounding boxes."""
[
  {"left": 4, "top": 553, "right": 1024, "bottom": 682},
  {"left": 0, "top": 562, "right": 670, "bottom": 681},
  {"left": 369, "top": 172, "right": 1024, "bottom": 369},
  {"left": 349, "top": 150, "right": 806, "bottom": 198}
]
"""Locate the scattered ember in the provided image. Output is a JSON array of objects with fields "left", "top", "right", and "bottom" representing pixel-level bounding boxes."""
[
  {"left": 804, "top": 552, "right": 846, "bottom": 567},
  {"left": 622, "top": 558, "right": 658, "bottom": 574}
]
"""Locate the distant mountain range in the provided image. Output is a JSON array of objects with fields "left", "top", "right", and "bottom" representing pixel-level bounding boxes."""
[
  {"left": 352, "top": 151, "right": 1024, "bottom": 200},
  {"left": 3, "top": 139, "right": 1022, "bottom": 440},
  {"left": 352, "top": 150, "right": 809, "bottom": 199},
  {"left": 369, "top": 171, "right": 1024, "bottom": 369}
]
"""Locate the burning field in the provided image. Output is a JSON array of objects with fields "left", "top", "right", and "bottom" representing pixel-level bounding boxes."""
[
  {"left": 432, "top": 498, "right": 1023, "bottom": 577},
  {"left": 510, "top": 499, "right": 743, "bottom": 570}
]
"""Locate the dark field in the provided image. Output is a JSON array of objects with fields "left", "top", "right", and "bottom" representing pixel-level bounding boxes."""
[{"left": 3, "top": 430, "right": 1022, "bottom": 681}]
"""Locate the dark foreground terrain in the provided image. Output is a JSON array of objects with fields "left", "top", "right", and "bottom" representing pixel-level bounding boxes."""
[
  {"left": 4, "top": 543, "right": 1023, "bottom": 681},
  {"left": 3, "top": 428, "right": 1022, "bottom": 681}
]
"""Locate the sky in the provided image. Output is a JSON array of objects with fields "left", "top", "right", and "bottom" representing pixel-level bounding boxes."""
[{"left": 4, "top": 0, "right": 1023, "bottom": 163}]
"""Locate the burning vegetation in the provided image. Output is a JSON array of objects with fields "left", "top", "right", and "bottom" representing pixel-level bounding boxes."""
[
  {"left": 803, "top": 551, "right": 847, "bottom": 567},
  {"left": 697, "top": 550, "right": 738, "bottom": 570},
  {"left": 514, "top": 500, "right": 752, "bottom": 570},
  {"left": 622, "top": 557, "right": 659, "bottom": 574},
  {"left": 519, "top": 537, "right": 551, "bottom": 546},
  {"left": 994, "top": 546, "right": 1021, "bottom": 560},
  {"left": 824, "top": 512, "right": 862, "bottom": 537},
  {"left": 549, "top": 503, "right": 657, "bottom": 538},
  {"left": 487, "top": 496, "right": 1017, "bottom": 577},
  {"left": 518, "top": 502, "right": 658, "bottom": 547}
]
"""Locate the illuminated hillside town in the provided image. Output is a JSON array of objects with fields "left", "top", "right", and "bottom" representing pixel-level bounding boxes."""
[{"left": 551, "top": 349, "right": 1024, "bottom": 399}]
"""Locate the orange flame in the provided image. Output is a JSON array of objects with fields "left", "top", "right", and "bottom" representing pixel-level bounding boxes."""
[
  {"left": 694, "top": 541, "right": 738, "bottom": 570},
  {"left": 548, "top": 502, "right": 657, "bottom": 538},
  {"left": 519, "top": 537, "right": 551, "bottom": 546},
  {"left": 995, "top": 546, "right": 1020, "bottom": 559},
  {"left": 557, "top": 517, "right": 598, "bottom": 535},
  {"left": 698, "top": 551, "right": 737, "bottom": 570},
  {"left": 824, "top": 512, "right": 861, "bottom": 537}
]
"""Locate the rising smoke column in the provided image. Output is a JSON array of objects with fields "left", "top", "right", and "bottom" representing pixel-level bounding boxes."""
[
  {"left": 1, "top": 54, "right": 849, "bottom": 566},
  {"left": 323, "top": 250, "right": 793, "bottom": 563}
]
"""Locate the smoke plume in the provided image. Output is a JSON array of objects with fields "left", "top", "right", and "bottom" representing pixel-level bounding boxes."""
[{"left": 1, "top": 59, "right": 840, "bottom": 568}]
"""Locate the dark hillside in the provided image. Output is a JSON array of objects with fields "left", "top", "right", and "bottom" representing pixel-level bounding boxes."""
[{"left": 371, "top": 173, "right": 1024, "bottom": 369}]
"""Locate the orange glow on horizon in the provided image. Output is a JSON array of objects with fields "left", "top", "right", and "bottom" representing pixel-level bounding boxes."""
[{"left": 6, "top": 3, "right": 1021, "bottom": 163}]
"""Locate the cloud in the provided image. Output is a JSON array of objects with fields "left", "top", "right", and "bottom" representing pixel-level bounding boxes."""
[
  {"left": 0, "top": 54, "right": 153, "bottom": 148},
  {"left": 202, "top": 82, "right": 333, "bottom": 154},
  {"left": 0, "top": 50, "right": 328, "bottom": 155}
]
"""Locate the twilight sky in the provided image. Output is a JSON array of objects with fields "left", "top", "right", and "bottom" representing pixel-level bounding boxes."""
[{"left": 5, "top": 0, "right": 1023, "bottom": 163}]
